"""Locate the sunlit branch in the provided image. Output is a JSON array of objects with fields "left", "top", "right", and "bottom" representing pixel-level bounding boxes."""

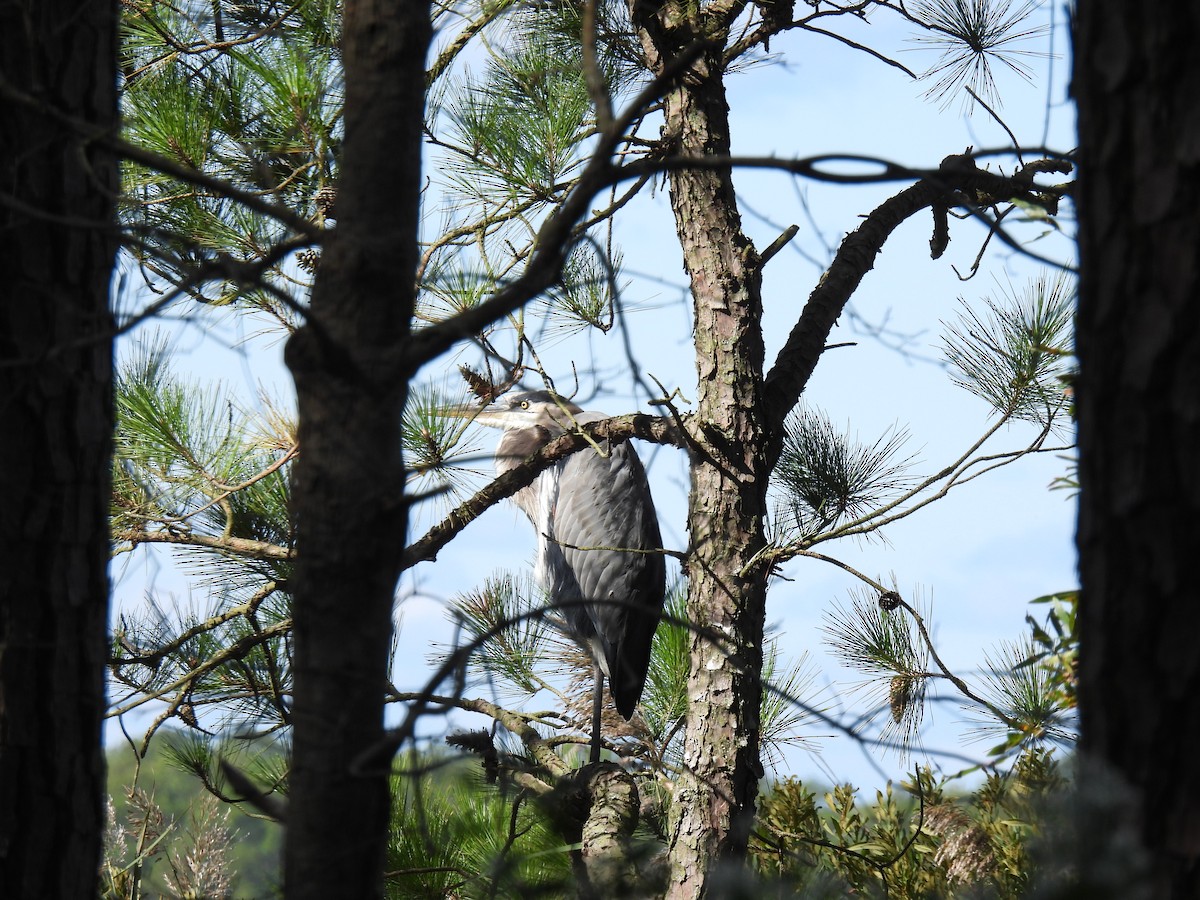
[
  {"left": 426, "top": 1, "right": 513, "bottom": 84},
  {"left": 116, "top": 529, "right": 294, "bottom": 561},
  {"left": 753, "top": 151, "right": 1071, "bottom": 442},
  {"left": 391, "top": 691, "right": 570, "bottom": 781},
  {"left": 813, "top": 414, "right": 1064, "bottom": 544},
  {"left": 809, "top": 411, "right": 1012, "bottom": 543}
]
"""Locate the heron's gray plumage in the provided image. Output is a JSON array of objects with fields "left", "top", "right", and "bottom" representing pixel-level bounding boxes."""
[{"left": 474, "top": 391, "right": 665, "bottom": 724}]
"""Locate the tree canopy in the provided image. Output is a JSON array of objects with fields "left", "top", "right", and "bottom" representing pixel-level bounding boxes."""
[{"left": 5, "top": 0, "right": 1098, "bottom": 896}]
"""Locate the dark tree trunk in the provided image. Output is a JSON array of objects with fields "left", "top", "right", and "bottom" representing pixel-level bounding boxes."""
[
  {"left": 282, "top": 1, "right": 431, "bottom": 897},
  {"left": 0, "top": 1, "right": 119, "bottom": 895},
  {"left": 1075, "top": 5, "right": 1200, "bottom": 896}
]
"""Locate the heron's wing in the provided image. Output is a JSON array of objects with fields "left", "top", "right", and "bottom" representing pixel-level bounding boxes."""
[
  {"left": 534, "top": 463, "right": 584, "bottom": 624},
  {"left": 550, "top": 439, "right": 666, "bottom": 719}
]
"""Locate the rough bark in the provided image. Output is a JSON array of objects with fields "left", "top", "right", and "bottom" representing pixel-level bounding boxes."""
[
  {"left": 576, "top": 763, "right": 642, "bottom": 896},
  {"left": 282, "top": 2, "right": 431, "bottom": 897},
  {"left": 1074, "top": 4, "right": 1200, "bottom": 897},
  {"left": 0, "top": 1, "right": 119, "bottom": 895},
  {"left": 634, "top": 6, "right": 772, "bottom": 894}
]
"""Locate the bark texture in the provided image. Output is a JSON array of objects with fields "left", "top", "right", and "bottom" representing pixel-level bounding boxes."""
[
  {"left": 0, "top": 1, "right": 118, "bottom": 895},
  {"left": 634, "top": 6, "right": 772, "bottom": 894},
  {"left": 1074, "top": 4, "right": 1200, "bottom": 896},
  {"left": 578, "top": 763, "right": 641, "bottom": 896},
  {"left": 282, "top": 2, "right": 431, "bottom": 896}
]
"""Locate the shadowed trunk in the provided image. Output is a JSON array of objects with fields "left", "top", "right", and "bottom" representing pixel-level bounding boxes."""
[
  {"left": 1075, "top": 4, "right": 1200, "bottom": 896},
  {"left": 0, "top": 1, "right": 119, "bottom": 895},
  {"left": 283, "top": 1, "right": 431, "bottom": 896}
]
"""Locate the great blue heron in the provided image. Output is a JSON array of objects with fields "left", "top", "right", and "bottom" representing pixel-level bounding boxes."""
[{"left": 456, "top": 390, "right": 665, "bottom": 763}]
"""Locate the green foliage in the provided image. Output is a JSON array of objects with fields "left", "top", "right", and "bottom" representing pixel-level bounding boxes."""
[
  {"left": 386, "top": 757, "right": 572, "bottom": 898},
  {"left": 120, "top": 0, "right": 340, "bottom": 320},
  {"left": 822, "top": 583, "right": 1079, "bottom": 771},
  {"left": 159, "top": 730, "right": 290, "bottom": 805},
  {"left": 756, "top": 772, "right": 944, "bottom": 898},
  {"left": 543, "top": 242, "right": 620, "bottom": 333},
  {"left": 111, "top": 341, "right": 295, "bottom": 737},
  {"left": 1022, "top": 591, "right": 1078, "bottom": 713},
  {"left": 774, "top": 408, "right": 914, "bottom": 541},
  {"left": 113, "top": 339, "right": 294, "bottom": 560},
  {"left": 640, "top": 587, "right": 691, "bottom": 740},
  {"left": 760, "top": 643, "right": 824, "bottom": 772},
  {"left": 755, "top": 750, "right": 1068, "bottom": 898},
  {"left": 448, "top": 573, "right": 554, "bottom": 699},
  {"left": 974, "top": 635, "right": 1073, "bottom": 753},
  {"left": 942, "top": 272, "right": 1074, "bottom": 426},
  {"left": 418, "top": 1, "right": 645, "bottom": 361},
  {"left": 403, "top": 382, "right": 491, "bottom": 502},
  {"left": 417, "top": 258, "right": 497, "bottom": 322},
  {"left": 822, "top": 590, "right": 932, "bottom": 749},
  {"left": 518, "top": 0, "right": 644, "bottom": 94},
  {"left": 974, "top": 591, "right": 1078, "bottom": 755},
  {"left": 104, "top": 737, "right": 282, "bottom": 898},
  {"left": 441, "top": 10, "right": 593, "bottom": 205}
]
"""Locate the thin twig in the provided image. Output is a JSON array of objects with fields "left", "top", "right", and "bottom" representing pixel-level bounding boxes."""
[{"left": 895, "top": 598, "right": 1019, "bottom": 729}]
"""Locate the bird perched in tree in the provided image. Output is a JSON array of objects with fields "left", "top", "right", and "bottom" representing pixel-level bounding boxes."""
[{"left": 454, "top": 390, "right": 665, "bottom": 763}]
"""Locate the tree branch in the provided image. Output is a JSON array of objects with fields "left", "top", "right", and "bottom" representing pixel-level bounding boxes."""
[
  {"left": 106, "top": 619, "right": 293, "bottom": 719},
  {"left": 403, "top": 39, "right": 714, "bottom": 371},
  {"left": 760, "top": 152, "right": 1071, "bottom": 446},
  {"left": 119, "top": 529, "right": 294, "bottom": 561},
  {"left": 112, "top": 581, "right": 282, "bottom": 669},
  {"left": 401, "top": 412, "right": 685, "bottom": 570},
  {"left": 391, "top": 692, "right": 570, "bottom": 780},
  {"left": 0, "top": 71, "right": 322, "bottom": 240}
]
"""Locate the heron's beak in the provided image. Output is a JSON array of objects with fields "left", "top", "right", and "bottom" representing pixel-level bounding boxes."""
[{"left": 440, "top": 402, "right": 507, "bottom": 428}]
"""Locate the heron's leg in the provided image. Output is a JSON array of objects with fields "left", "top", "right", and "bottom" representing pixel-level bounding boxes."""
[{"left": 590, "top": 660, "right": 603, "bottom": 765}]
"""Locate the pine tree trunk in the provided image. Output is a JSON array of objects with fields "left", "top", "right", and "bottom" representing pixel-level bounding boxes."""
[
  {"left": 634, "top": 16, "right": 772, "bottom": 894},
  {"left": 1075, "top": 5, "right": 1200, "bottom": 896},
  {"left": 282, "top": 2, "right": 430, "bottom": 897},
  {"left": 0, "top": 1, "right": 118, "bottom": 895}
]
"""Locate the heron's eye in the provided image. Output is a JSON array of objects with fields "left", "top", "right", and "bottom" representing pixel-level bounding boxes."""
[{"left": 519, "top": 400, "right": 530, "bottom": 410}]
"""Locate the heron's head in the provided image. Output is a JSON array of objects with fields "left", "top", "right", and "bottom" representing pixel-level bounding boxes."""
[{"left": 445, "top": 390, "right": 583, "bottom": 433}]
